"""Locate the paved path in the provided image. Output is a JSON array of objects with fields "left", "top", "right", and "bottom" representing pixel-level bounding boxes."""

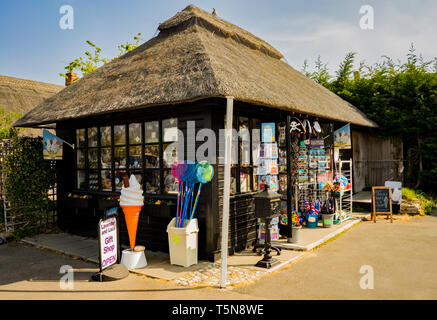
[
  {"left": 233, "top": 213, "right": 437, "bottom": 299},
  {"left": 1, "top": 213, "right": 436, "bottom": 299}
]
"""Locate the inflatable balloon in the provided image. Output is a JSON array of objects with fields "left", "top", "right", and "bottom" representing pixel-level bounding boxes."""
[
  {"left": 195, "top": 161, "right": 214, "bottom": 184},
  {"left": 190, "top": 161, "right": 214, "bottom": 220},
  {"left": 171, "top": 161, "right": 181, "bottom": 181}
]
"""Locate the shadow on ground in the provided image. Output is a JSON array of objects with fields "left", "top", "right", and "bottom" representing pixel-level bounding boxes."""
[{"left": 0, "top": 242, "right": 96, "bottom": 286}]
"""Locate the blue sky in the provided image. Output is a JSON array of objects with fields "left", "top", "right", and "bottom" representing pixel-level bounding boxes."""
[{"left": 1, "top": 0, "right": 436, "bottom": 85}]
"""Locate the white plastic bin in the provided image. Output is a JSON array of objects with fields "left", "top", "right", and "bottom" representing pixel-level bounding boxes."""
[{"left": 166, "top": 218, "right": 199, "bottom": 267}]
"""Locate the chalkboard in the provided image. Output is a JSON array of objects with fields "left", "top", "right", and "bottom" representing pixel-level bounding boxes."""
[{"left": 372, "top": 187, "right": 393, "bottom": 223}]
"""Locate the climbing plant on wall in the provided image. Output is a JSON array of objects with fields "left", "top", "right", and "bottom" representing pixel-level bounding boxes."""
[{"left": 4, "top": 131, "right": 57, "bottom": 236}]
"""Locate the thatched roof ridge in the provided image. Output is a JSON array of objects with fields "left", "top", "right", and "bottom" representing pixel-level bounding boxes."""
[
  {"left": 158, "top": 5, "right": 283, "bottom": 60},
  {"left": 0, "top": 75, "right": 63, "bottom": 135},
  {"left": 0, "top": 75, "right": 63, "bottom": 113},
  {"left": 15, "top": 5, "right": 377, "bottom": 128}
]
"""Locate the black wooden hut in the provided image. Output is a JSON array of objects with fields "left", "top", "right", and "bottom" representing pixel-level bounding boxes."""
[{"left": 15, "top": 5, "right": 378, "bottom": 261}]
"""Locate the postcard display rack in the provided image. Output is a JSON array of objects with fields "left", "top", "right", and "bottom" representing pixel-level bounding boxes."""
[
  {"left": 256, "top": 123, "right": 280, "bottom": 242},
  {"left": 296, "top": 138, "right": 332, "bottom": 214}
]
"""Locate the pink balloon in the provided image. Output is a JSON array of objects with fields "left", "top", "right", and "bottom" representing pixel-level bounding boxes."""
[{"left": 171, "top": 161, "right": 181, "bottom": 181}]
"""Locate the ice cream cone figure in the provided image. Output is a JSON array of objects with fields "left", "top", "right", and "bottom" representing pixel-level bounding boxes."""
[
  {"left": 120, "top": 174, "right": 144, "bottom": 249},
  {"left": 121, "top": 205, "right": 142, "bottom": 249}
]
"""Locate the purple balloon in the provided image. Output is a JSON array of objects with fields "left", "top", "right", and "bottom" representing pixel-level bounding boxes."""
[
  {"left": 171, "top": 161, "right": 181, "bottom": 181},
  {"left": 178, "top": 160, "right": 196, "bottom": 182}
]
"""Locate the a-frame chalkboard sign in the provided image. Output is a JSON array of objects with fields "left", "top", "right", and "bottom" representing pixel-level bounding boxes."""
[{"left": 372, "top": 186, "right": 393, "bottom": 223}]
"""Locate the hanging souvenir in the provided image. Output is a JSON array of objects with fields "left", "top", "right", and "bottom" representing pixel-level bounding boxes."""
[
  {"left": 313, "top": 120, "right": 322, "bottom": 134},
  {"left": 303, "top": 119, "right": 312, "bottom": 135},
  {"left": 289, "top": 117, "right": 305, "bottom": 137}
]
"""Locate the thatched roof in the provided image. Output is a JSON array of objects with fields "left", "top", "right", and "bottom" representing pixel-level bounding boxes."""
[
  {"left": 15, "top": 5, "right": 377, "bottom": 128},
  {"left": 1, "top": 75, "right": 63, "bottom": 135}
]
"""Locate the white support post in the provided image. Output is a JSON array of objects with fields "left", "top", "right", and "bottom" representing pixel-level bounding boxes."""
[{"left": 220, "top": 97, "right": 233, "bottom": 288}]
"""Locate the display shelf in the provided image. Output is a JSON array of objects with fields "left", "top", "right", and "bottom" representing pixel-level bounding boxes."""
[{"left": 335, "top": 159, "right": 353, "bottom": 220}]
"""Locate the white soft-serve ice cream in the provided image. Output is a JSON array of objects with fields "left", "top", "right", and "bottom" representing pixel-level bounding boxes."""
[{"left": 120, "top": 175, "right": 144, "bottom": 206}]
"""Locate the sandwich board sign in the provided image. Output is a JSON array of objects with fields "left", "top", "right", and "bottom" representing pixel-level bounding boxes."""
[
  {"left": 372, "top": 187, "right": 393, "bottom": 223},
  {"left": 98, "top": 209, "right": 120, "bottom": 273},
  {"left": 385, "top": 181, "right": 402, "bottom": 205}
]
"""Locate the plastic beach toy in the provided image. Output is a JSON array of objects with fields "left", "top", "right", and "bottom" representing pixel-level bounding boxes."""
[{"left": 189, "top": 161, "right": 214, "bottom": 220}]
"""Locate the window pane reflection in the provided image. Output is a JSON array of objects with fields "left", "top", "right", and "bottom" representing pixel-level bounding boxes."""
[
  {"left": 129, "top": 146, "right": 142, "bottom": 169},
  {"left": 114, "top": 125, "right": 126, "bottom": 145},
  {"left": 145, "top": 171, "right": 160, "bottom": 194},
  {"left": 129, "top": 123, "right": 142, "bottom": 144},
  {"left": 144, "top": 145, "right": 159, "bottom": 168},
  {"left": 145, "top": 121, "right": 159, "bottom": 143},
  {"left": 114, "top": 147, "right": 126, "bottom": 169}
]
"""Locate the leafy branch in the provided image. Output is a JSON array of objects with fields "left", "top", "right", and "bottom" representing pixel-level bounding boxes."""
[{"left": 59, "top": 33, "right": 142, "bottom": 81}]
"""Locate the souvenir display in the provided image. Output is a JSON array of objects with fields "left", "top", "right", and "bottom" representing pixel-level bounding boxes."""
[
  {"left": 101, "top": 170, "right": 112, "bottom": 191},
  {"left": 270, "top": 175, "right": 279, "bottom": 192},
  {"left": 172, "top": 161, "right": 214, "bottom": 227},
  {"left": 271, "top": 142, "right": 278, "bottom": 159},
  {"left": 258, "top": 175, "right": 270, "bottom": 191},
  {"left": 334, "top": 123, "right": 351, "bottom": 149},
  {"left": 255, "top": 123, "right": 279, "bottom": 195},
  {"left": 240, "top": 171, "right": 249, "bottom": 192},
  {"left": 269, "top": 159, "right": 278, "bottom": 175},
  {"left": 259, "top": 217, "right": 279, "bottom": 241},
  {"left": 256, "top": 159, "right": 268, "bottom": 175},
  {"left": 278, "top": 124, "right": 286, "bottom": 147},
  {"left": 89, "top": 172, "right": 99, "bottom": 191},
  {"left": 261, "top": 123, "right": 275, "bottom": 142},
  {"left": 278, "top": 174, "right": 287, "bottom": 194}
]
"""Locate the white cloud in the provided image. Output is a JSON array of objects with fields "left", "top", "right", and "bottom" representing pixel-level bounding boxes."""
[{"left": 257, "top": 3, "right": 437, "bottom": 74}]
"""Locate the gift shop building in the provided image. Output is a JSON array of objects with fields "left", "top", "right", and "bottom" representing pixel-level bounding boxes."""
[{"left": 14, "top": 5, "right": 400, "bottom": 261}]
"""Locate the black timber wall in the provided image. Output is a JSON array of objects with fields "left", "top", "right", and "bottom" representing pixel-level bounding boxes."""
[{"left": 54, "top": 99, "right": 220, "bottom": 260}]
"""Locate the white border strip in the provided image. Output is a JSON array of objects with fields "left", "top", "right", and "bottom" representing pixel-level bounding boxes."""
[{"left": 273, "top": 218, "right": 364, "bottom": 251}]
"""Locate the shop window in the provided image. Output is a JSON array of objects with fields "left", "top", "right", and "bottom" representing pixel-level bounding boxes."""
[
  {"left": 101, "top": 170, "right": 112, "bottom": 191},
  {"left": 239, "top": 117, "right": 250, "bottom": 167},
  {"left": 163, "top": 143, "right": 177, "bottom": 168},
  {"left": 230, "top": 167, "right": 237, "bottom": 194},
  {"left": 129, "top": 146, "right": 142, "bottom": 169},
  {"left": 77, "top": 129, "right": 86, "bottom": 148},
  {"left": 129, "top": 123, "right": 142, "bottom": 144},
  {"left": 77, "top": 149, "right": 86, "bottom": 169},
  {"left": 145, "top": 145, "right": 159, "bottom": 168},
  {"left": 114, "top": 170, "right": 125, "bottom": 191},
  {"left": 162, "top": 118, "right": 178, "bottom": 142},
  {"left": 89, "top": 171, "right": 99, "bottom": 191},
  {"left": 145, "top": 171, "right": 160, "bottom": 194},
  {"left": 74, "top": 118, "right": 178, "bottom": 194},
  {"left": 114, "top": 125, "right": 126, "bottom": 145},
  {"left": 114, "top": 146, "right": 126, "bottom": 169},
  {"left": 77, "top": 170, "right": 86, "bottom": 189},
  {"left": 240, "top": 168, "right": 251, "bottom": 192},
  {"left": 163, "top": 170, "right": 178, "bottom": 194},
  {"left": 224, "top": 116, "right": 261, "bottom": 195},
  {"left": 100, "top": 126, "right": 111, "bottom": 146},
  {"left": 88, "top": 148, "right": 98, "bottom": 169},
  {"left": 253, "top": 173, "right": 258, "bottom": 191},
  {"left": 88, "top": 127, "right": 98, "bottom": 147},
  {"left": 100, "top": 148, "right": 111, "bottom": 169},
  {"left": 145, "top": 121, "right": 159, "bottom": 143}
]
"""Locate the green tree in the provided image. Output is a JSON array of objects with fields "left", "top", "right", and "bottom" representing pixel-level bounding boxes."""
[
  {"left": 0, "top": 107, "right": 22, "bottom": 139},
  {"left": 60, "top": 33, "right": 142, "bottom": 80},
  {"left": 303, "top": 45, "right": 437, "bottom": 192}
]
